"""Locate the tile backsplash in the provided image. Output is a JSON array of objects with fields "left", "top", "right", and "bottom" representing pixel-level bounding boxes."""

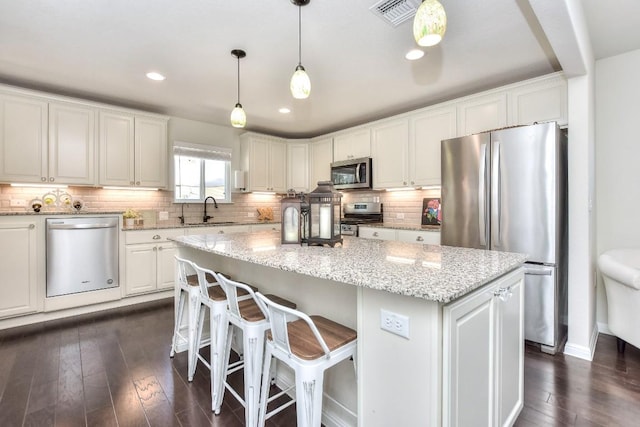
[{"left": 0, "top": 185, "right": 440, "bottom": 228}]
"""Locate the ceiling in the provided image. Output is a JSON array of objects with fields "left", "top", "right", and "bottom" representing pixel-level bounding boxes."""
[{"left": 0, "top": 1, "right": 639, "bottom": 138}]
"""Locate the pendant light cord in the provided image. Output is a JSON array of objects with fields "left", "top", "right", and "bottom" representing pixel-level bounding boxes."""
[
  {"left": 297, "top": 5, "right": 302, "bottom": 66},
  {"left": 236, "top": 55, "right": 241, "bottom": 104}
]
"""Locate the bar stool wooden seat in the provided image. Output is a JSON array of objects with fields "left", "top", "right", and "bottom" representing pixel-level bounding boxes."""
[
  {"left": 256, "top": 292, "right": 357, "bottom": 427},
  {"left": 215, "top": 273, "right": 297, "bottom": 426}
]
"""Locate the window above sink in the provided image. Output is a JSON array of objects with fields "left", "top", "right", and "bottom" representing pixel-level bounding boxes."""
[{"left": 173, "top": 142, "right": 232, "bottom": 204}]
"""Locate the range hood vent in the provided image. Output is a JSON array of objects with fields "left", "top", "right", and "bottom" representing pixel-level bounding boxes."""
[{"left": 369, "top": 0, "right": 421, "bottom": 27}]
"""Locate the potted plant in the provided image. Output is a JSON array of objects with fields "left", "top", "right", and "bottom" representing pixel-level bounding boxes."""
[{"left": 123, "top": 208, "right": 139, "bottom": 227}]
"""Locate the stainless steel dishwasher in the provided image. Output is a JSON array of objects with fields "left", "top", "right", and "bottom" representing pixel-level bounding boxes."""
[{"left": 46, "top": 216, "right": 119, "bottom": 297}]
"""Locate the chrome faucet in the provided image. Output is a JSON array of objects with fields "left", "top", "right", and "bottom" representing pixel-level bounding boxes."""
[{"left": 203, "top": 196, "right": 218, "bottom": 222}]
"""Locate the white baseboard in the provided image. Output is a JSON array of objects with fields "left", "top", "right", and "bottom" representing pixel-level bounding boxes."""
[
  {"left": 597, "top": 321, "right": 612, "bottom": 335},
  {"left": 563, "top": 323, "right": 598, "bottom": 361}
]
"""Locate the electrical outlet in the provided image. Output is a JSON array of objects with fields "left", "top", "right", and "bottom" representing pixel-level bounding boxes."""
[
  {"left": 158, "top": 211, "right": 169, "bottom": 220},
  {"left": 10, "top": 199, "right": 26, "bottom": 207},
  {"left": 380, "top": 309, "right": 410, "bottom": 339},
  {"left": 396, "top": 213, "right": 405, "bottom": 219},
  {"left": 247, "top": 212, "right": 255, "bottom": 217}
]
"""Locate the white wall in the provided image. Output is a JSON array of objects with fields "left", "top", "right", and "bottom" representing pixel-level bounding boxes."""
[{"left": 594, "top": 48, "right": 640, "bottom": 330}]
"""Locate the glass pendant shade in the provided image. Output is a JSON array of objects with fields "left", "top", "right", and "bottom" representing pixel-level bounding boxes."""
[
  {"left": 290, "top": 65, "right": 311, "bottom": 99},
  {"left": 230, "top": 103, "right": 246, "bottom": 128},
  {"left": 413, "top": 0, "right": 447, "bottom": 47}
]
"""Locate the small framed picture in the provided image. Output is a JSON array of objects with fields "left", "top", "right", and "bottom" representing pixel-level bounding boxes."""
[{"left": 422, "top": 198, "right": 441, "bottom": 226}]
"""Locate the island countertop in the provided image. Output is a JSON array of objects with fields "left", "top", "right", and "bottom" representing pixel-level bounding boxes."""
[{"left": 172, "top": 230, "right": 526, "bottom": 303}]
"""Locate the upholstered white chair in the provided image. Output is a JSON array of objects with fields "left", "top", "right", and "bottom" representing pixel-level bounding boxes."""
[{"left": 598, "top": 249, "right": 640, "bottom": 353}]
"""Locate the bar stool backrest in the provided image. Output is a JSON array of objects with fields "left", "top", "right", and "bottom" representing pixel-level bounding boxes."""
[
  {"left": 193, "top": 264, "right": 220, "bottom": 299},
  {"left": 256, "top": 292, "right": 332, "bottom": 359},
  {"left": 217, "top": 273, "right": 267, "bottom": 322},
  {"left": 175, "top": 255, "right": 197, "bottom": 287}
]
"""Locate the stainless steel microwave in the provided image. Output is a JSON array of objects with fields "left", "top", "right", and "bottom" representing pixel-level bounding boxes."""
[{"left": 330, "top": 157, "right": 372, "bottom": 190}]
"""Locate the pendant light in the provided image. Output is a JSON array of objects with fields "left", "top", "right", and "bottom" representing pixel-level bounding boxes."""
[
  {"left": 230, "top": 49, "right": 247, "bottom": 128},
  {"left": 413, "top": 0, "right": 447, "bottom": 47},
  {"left": 290, "top": 0, "right": 311, "bottom": 99}
]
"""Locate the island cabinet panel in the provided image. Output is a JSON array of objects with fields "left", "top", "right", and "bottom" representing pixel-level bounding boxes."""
[
  {"left": 443, "top": 268, "right": 524, "bottom": 427},
  {"left": 0, "top": 219, "right": 39, "bottom": 318}
]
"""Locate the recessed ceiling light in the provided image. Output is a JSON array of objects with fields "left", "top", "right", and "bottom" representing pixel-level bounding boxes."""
[
  {"left": 405, "top": 49, "right": 425, "bottom": 60},
  {"left": 146, "top": 72, "right": 166, "bottom": 81},
  {"left": 279, "top": 107, "right": 291, "bottom": 114}
]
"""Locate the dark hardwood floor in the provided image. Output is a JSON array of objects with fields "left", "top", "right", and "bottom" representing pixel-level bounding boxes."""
[{"left": 1, "top": 299, "right": 639, "bottom": 427}]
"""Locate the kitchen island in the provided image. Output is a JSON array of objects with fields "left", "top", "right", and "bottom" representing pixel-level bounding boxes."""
[{"left": 174, "top": 231, "right": 527, "bottom": 427}]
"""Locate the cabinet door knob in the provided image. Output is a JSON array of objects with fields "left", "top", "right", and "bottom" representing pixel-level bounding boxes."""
[
  {"left": 373, "top": 232, "right": 379, "bottom": 237},
  {"left": 218, "top": 230, "right": 225, "bottom": 234},
  {"left": 49, "top": 177, "right": 55, "bottom": 182},
  {"left": 411, "top": 181, "right": 415, "bottom": 185},
  {"left": 153, "top": 247, "right": 157, "bottom": 251},
  {"left": 158, "top": 246, "right": 163, "bottom": 251},
  {"left": 41, "top": 177, "right": 47, "bottom": 182},
  {"left": 416, "top": 236, "right": 424, "bottom": 242},
  {"left": 403, "top": 181, "right": 407, "bottom": 185},
  {"left": 152, "top": 235, "right": 161, "bottom": 240},
  {"left": 29, "top": 224, "right": 35, "bottom": 229},
  {"left": 135, "top": 181, "right": 140, "bottom": 185},
  {"left": 130, "top": 181, "right": 135, "bottom": 185},
  {"left": 494, "top": 287, "right": 512, "bottom": 302}
]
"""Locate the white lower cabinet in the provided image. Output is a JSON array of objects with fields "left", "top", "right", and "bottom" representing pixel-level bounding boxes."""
[
  {"left": 359, "top": 226, "right": 441, "bottom": 244},
  {"left": 396, "top": 229, "right": 441, "bottom": 245},
  {"left": 357, "top": 227, "right": 396, "bottom": 241},
  {"left": 0, "top": 218, "right": 40, "bottom": 318},
  {"left": 124, "top": 229, "right": 183, "bottom": 295},
  {"left": 443, "top": 268, "right": 524, "bottom": 427}
]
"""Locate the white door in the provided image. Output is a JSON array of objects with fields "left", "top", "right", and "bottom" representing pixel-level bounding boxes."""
[
  {"left": 0, "top": 220, "right": 38, "bottom": 318},
  {"left": 125, "top": 244, "right": 157, "bottom": 294},
  {"left": 135, "top": 116, "right": 167, "bottom": 188},
  {"left": 99, "top": 110, "right": 135, "bottom": 186},
  {"left": 371, "top": 119, "right": 408, "bottom": 189},
  {"left": 156, "top": 243, "right": 177, "bottom": 290}
]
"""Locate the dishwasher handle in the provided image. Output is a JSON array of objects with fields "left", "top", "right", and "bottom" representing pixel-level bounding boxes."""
[{"left": 47, "top": 223, "right": 117, "bottom": 230}]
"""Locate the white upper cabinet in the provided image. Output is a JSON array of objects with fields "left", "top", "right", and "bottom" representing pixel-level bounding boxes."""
[
  {"left": 0, "top": 94, "right": 48, "bottom": 183},
  {"left": 309, "top": 137, "right": 332, "bottom": 189},
  {"left": 457, "top": 92, "right": 507, "bottom": 136},
  {"left": 287, "top": 141, "right": 309, "bottom": 192},
  {"left": 241, "top": 133, "right": 287, "bottom": 193},
  {"left": 409, "top": 105, "right": 456, "bottom": 187},
  {"left": 135, "top": 115, "right": 168, "bottom": 188},
  {"left": 99, "top": 111, "right": 168, "bottom": 188},
  {"left": 371, "top": 118, "right": 409, "bottom": 189},
  {"left": 99, "top": 110, "right": 135, "bottom": 186},
  {"left": 508, "top": 73, "right": 568, "bottom": 127},
  {"left": 333, "top": 128, "right": 370, "bottom": 162},
  {"left": 48, "top": 101, "right": 96, "bottom": 185}
]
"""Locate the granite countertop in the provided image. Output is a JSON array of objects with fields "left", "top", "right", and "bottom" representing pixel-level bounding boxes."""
[{"left": 173, "top": 231, "right": 526, "bottom": 303}]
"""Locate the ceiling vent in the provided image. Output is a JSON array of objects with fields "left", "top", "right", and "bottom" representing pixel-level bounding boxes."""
[{"left": 369, "top": 0, "right": 422, "bottom": 27}]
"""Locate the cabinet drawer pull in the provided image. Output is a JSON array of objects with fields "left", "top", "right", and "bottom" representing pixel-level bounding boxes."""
[
  {"left": 152, "top": 235, "right": 161, "bottom": 240},
  {"left": 416, "top": 236, "right": 424, "bottom": 242},
  {"left": 493, "top": 286, "right": 513, "bottom": 301}
]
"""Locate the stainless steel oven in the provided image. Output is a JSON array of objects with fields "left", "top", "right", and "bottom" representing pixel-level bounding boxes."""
[
  {"left": 340, "top": 202, "right": 383, "bottom": 236},
  {"left": 46, "top": 217, "right": 119, "bottom": 297}
]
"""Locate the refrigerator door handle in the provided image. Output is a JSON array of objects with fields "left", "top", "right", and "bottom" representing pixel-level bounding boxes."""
[
  {"left": 491, "top": 141, "right": 502, "bottom": 245},
  {"left": 479, "top": 143, "right": 487, "bottom": 246},
  {"left": 524, "top": 266, "right": 553, "bottom": 276}
]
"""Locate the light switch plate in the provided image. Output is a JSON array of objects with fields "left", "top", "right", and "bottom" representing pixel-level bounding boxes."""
[
  {"left": 10, "top": 199, "right": 26, "bottom": 207},
  {"left": 158, "top": 211, "right": 169, "bottom": 220},
  {"left": 396, "top": 213, "right": 405, "bottom": 219}
]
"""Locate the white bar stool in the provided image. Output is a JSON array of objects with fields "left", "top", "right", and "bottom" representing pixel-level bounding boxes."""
[
  {"left": 191, "top": 264, "right": 256, "bottom": 413},
  {"left": 215, "top": 273, "right": 297, "bottom": 427},
  {"left": 256, "top": 292, "right": 357, "bottom": 427},
  {"left": 170, "top": 256, "right": 202, "bottom": 381}
]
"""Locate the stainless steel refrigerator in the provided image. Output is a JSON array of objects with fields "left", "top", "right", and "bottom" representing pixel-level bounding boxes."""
[{"left": 441, "top": 122, "right": 567, "bottom": 354}]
